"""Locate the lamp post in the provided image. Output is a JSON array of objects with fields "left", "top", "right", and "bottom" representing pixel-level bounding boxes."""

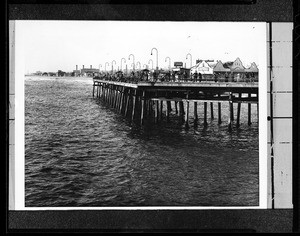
[
  {"left": 111, "top": 60, "right": 116, "bottom": 73},
  {"left": 151, "top": 47, "right": 158, "bottom": 71},
  {"left": 165, "top": 56, "right": 171, "bottom": 72},
  {"left": 121, "top": 58, "right": 126, "bottom": 72},
  {"left": 136, "top": 61, "right": 141, "bottom": 70},
  {"left": 186, "top": 53, "right": 192, "bottom": 68},
  {"left": 148, "top": 59, "right": 153, "bottom": 70},
  {"left": 128, "top": 54, "right": 135, "bottom": 71},
  {"left": 105, "top": 62, "right": 109, "bottom": 72}
]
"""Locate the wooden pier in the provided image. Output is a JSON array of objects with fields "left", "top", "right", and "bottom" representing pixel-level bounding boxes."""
[{"left": 93, "top": 79, "right": 258, "bottom": 129}]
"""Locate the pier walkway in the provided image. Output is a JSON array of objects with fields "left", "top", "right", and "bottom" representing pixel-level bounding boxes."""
[{"left": 93, "top": 78, "right": 258, "bottom": 129}]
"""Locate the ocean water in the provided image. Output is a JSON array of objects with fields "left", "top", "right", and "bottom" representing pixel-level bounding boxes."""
[{"left": 25, "top": 76, "right": 259, "bottom": 207}]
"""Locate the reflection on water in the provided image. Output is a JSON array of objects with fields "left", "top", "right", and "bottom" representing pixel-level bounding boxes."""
[{"left": 25, "top": 76, "right": 259, "bottom": 207}]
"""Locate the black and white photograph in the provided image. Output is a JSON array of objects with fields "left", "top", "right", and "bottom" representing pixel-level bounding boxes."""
[{"left": 13, "top": 21, "right": 268, "bottom": 209}]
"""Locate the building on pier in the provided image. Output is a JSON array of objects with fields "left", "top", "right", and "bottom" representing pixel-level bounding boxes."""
[
  {"left": 230, "top": 57, "right": 246, "bottom": 82},
  {"left": 190, "top": 60, "right": 216, "bottom": 81},
  {"left": 213, "top": 60, "right": 231, "bottom": 82},
  {"left": 245, "top": 62, "right": 259, "bottom": 82},
  {"left": 212, "top": 58, "right": 259, "bottom": 82}
]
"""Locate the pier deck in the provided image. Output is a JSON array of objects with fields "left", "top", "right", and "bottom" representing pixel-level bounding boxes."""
[{"left": 92, "top": 78, "right": 259, "bottom": 128}]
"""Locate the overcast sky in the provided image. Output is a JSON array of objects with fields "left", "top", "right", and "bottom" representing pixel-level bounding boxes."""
[{"left": 17, "top": 21, "right": 266, "bottom": 73}]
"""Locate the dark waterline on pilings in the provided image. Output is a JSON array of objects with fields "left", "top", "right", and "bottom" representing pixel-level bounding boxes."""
[{"left": 25, "top": 76, "right": 259, "bottom": 207}]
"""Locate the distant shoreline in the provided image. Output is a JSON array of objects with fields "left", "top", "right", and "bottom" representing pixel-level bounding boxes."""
[{"left": 24, "top": 75, "right": 91, "bottom": 79}]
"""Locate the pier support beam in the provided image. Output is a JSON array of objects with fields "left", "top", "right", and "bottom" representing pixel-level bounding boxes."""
[
  {"left": 194, "top": 102, "right": 198, "bottom": 122},
  {"left": 237, "top": 93, "right": 242, "bottom": 127},
  {"left": 257, "top": 102, "right": 259, "bottom": 121},
  {"left": 210, "top": 102, "right": 214, "bottom": 120},
  {"left": 166, "top": 101, "right": 170, "bottom": 122},
  {"left": 131, "top": 89, "right": 137, "bottom": 122},
  {"left": 218, "top": 94, "right": 221, "bottom": 124},
  {"left": 167, "top": 101, "right": 172, "bottom": 112},
  {"left": 248, "top": 93, "right": 251, "bottom": 125},
  {"left": 155, "top": 100, "right": 159, "bottom": 123},
  {"left": 228, "top": 93, "right": 234, "bottom": 130},
  {"left": 160, "top": 100, "right": 163, "bottom": 120},
  {"left": 119, "top": 87, "right": 124, "bottom": 113},
  {"left": 140, "top": 91, "right": 146, "bottom": 126},
  {"left": 179, "top": 101, "right": 184, "bottom": 116},
  {"left": 125, "top": 89, "right": 130, "bottom": 117},
  {"left": 204, "top": 102, "right": 207, "bottom": 127},
  {"left": 185, "top": 100, "right": 189, "bottom": 128}
]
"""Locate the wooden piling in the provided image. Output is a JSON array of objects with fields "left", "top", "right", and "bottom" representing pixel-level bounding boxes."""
[
  {"left": 185, "top": 101, "right": 189, "bottom": 128},
  {"left": 228, "top": 93, "right": 234, "bottom": 129},
  {"left": 204, "top": 102, "right": 207, "bottom": 126},
  {"left": 155, "top": 100, "right": 159, "bottom": 123},
  {"left": 185, "top": 93, "right": 189, "bottom": 128},
  {"left": 140, "top": 91, "right": 146, "bottom": 125},
  {"left": 230, "top": 92, "right": 234, "bottom": 121},
  {"left": 104, "top": 86, "right": 108, "bottom": 102},
  {"left": 167, "top": 101, "right": 172, "bottom": 112},
  {"left": 166, "top": 101, "right": 170, "bottom": 122},
  {"left": 125, "top": 89, "right": 130, "bottom": 117},
  {"left": 97, "top": 84, "right": 100, "bottom": 98},
  {"left": 248, "top": 93, "right": 251, "bottom": 125},
  {"left": 194, "top": 102, "right": 198, "bottom": 122},
  {"left": 257, "top": 102, "right": 259, "bottom": 120},
  {"left": 131, "top": 89, "right": 137, "bottom": 121},
  {"left": 111, "top": 87, "right": 114, "bottom": 107},
  {"left": 160, "top": 100, "right": 163, "bottom": 120},
  {"left": 210, "top": 102, "right": 214, "bottom": 120},
  {"left": 237, "top": 93, "right": 242, "bottom": 127},
  {"left": 218, "top": 94, "right": 221, "bottom": 124},
  {"left": 107, "top": 86, "right": 110, "bottom": 104},
  {"left": 105, "top": 86, "right": 108, "bottom": 103},
  {"left": 118, "top": 89, "right": 121, "bottom": 110},
  {"left": 119, "top": 87, "right": 124, "bottom": 113},
  {"left": 179, "top": 101, "right": 184, "bottom": 116},
  {"left": 113, "top": 89, "right": 117, "bottom": 108}
]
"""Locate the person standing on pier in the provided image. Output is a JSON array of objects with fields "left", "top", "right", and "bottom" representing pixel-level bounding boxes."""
[
  {"left": 198, "top": 72, "right": 202, "bottom": 82},
  {"left": 183, "top": 71, "right": 188, "bottom": 82},
  {"left": 171, "top": 71, "right": 175, "bottom": 82},
  {"left": 214, "top": 73, "right": 218, "bottom": 83},
  {"left": 153, "top": 71, "right": 158, "bottom": 82},
  {"left": 193, "top": 71, "right": 198, "bottom": 82}
]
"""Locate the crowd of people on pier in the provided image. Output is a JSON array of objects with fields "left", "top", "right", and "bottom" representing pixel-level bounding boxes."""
[{"left": 93, "top": 70, "right": 257, "bottom": 84}]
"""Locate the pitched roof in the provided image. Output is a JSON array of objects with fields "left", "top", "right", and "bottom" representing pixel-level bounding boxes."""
[
  {"left": 213, "top": 61, "right": 230, "bottom": 72},
  {"left": 245, "top": 62, "right": 259, "bottom": 72}
]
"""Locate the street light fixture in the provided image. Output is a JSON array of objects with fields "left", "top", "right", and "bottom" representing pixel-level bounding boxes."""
[
  {"left": 165, "top": 56, "right": 171, "bottom": 71},
  {"left": 136, "top": 61, "right": 141, "bottom": 70},
  {"left": 186, "top": 53, "right": 192, "bottom": 68},
  {"left": 111, "top": 60, "right": 116, "bottom": 73},
  {"left": 121, "top": 58, "right": 126, "bottom": 71},
  {"left": 150, "top": 47, "right": 158, "bottom": 71},
  {"left": 105, "top": 62, "right": 109, "bottom": 72},
  {"left": 148, "top": 59, "right": 153, "bottom": 70},
  {"left": 128, "top": 54, "right": 135, "bottom": 71}
]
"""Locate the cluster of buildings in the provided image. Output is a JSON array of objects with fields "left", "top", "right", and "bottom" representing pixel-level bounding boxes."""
[
  {"left": 30, "top": 65, "right": 100, "bottom": 77},
  {"left": 30, "top": 58, "right": 258, "bottom": 82},
  {"left": 187, "top": 57, "right": 258, "bottom": 81}
]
